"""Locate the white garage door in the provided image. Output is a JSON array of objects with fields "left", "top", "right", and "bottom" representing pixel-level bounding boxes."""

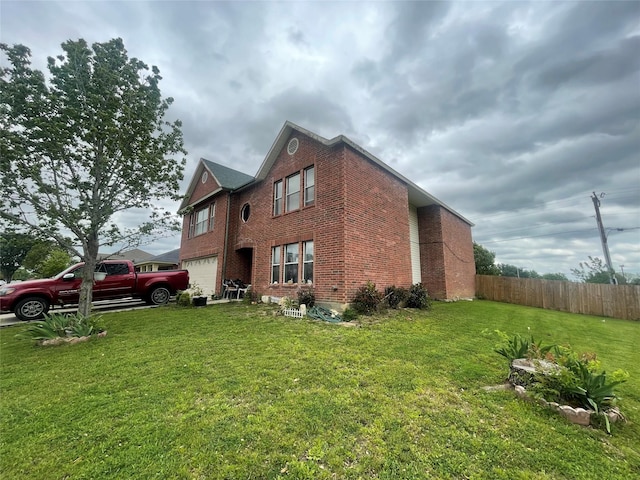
[{"left": 182, "top": 256, "right": 218, "bottom": 297}]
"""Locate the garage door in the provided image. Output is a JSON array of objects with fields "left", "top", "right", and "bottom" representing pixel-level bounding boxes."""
[{"left": 182, "top": 256, "right": 218, "bottom": 297}]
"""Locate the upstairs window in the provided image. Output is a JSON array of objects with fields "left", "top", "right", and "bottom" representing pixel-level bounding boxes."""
[
  {"left": 285, "top": 173, "right": 301, "bottom": 213},
  {"left": 304, "top": 166, "right": 315, "bottom": 206},
  {"left": 195, "top": 207, "right": 209, "bottom": 236},
  {"left": 274, "top": 180, "right": 283, "bottom": 216},
  {"left": 188, "top": 214, "right": 195, "bottom": 238},
  {"left": 209, "top": 202, "right": 216, "bottom": 230}
]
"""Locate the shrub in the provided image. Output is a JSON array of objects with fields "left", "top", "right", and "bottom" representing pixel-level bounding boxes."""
[
  {"left": 383, "top": 286, "right": 408, "bottom": 309},
  {"left": 297, "top": 286, "right": 315, "bottom": 308},
  {"left": 351, "top": 281, "right": 383, "bottom": 315},
  {"left": 176, "top": 291, "right": 192, "bottom": 307},
  {"left": 494, "top": 330, "right": 554, "bottom": 367},
  {"left": 17, "top": 313, "right": 104, "bottom": 342},
  {"left": 341, "top": 307, "right": 358, "bottom": 322},
  {"left": 406, "top": 283, "right": 431, "bottom": 309}
]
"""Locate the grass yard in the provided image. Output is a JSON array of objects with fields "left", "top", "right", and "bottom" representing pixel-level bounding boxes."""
[{"left": 1, "top": 300, "right": 639, "bottom": 479}]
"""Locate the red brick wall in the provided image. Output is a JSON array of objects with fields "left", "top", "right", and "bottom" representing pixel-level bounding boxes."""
[
  {"left": 343, "top": 146, "right": 413, "bottom": 300},
  {"left": 179, "top": 167, "right": 228, "bottom": 293},
  {"left": 225, "top": 132, "right": 347, "bottom": 303},
  {"left": 418, "top": 205, "right": 475, "bottom": 299},
  {"left": 179, "top": 132, "right": 474, "bottom": 303}
]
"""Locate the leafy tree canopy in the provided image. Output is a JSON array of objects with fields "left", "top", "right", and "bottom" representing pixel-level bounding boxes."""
[
  {"left": 571, "top": 256, "right": 623, "bottom": 284},
  {"left": 474, "top": 242, "right": 500, "bottom": 276},
  {"left": 0, "top": 230, "right": 39, "bottom": 281},
  {"left": 497, "top": 263, "right": 540, "bottom": 279},
  {"left": 541, "top": 272, "right": 569, "bottom": 281},
  {"left": 0, "top": 38, "right": 186, "bottom": 315}
]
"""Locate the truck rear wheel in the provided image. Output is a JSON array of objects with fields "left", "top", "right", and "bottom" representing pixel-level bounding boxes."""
[
  {"left": 15, "top": 297, "right": 50, "bottom": 321},
  {"left": 147, "top": 286, "right": 171, "bottom": 305}
]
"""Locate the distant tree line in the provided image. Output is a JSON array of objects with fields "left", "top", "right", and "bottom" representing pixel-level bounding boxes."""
[
  {"left": 0, "top": 230, "right": 72, "bottom": 282},
  {"left": 473, "top": 243, "right": 637, "bottom": 285}
]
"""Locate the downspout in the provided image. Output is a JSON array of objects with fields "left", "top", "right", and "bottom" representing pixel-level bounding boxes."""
[{"left": 221, "top": 191, "right": 232, "bottom": 291}]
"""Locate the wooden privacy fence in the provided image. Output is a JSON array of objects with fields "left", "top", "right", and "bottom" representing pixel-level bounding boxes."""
[{"left": 475, "top": 275, "right": 640, "bottom": 321}]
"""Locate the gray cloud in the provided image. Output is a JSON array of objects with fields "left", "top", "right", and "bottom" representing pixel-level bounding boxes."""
[{"left": 1, "top": 0, "right": 638, "bottom": 277}]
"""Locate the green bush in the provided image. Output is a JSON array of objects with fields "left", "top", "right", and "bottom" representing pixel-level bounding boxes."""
[
  {"left": 406, "top": 283, "right": 431, "bottom": 309},
  {"left": 297, "top": 286, "right": 315, "bottom": 308},
  {"left": 383, "top": 285, "right": 408, "bottom": 309},
  {"left": 176, "top": 291, "right": 192, "bottom": 307},
  {"left": 351, "top": 281, "right": 383, "bottom": 315},
  {"left": 17, "top": 313, "right": 104, "bottom": 342},
  {"left": 494, "top": 331, "right": 554, "bottom": 367},
  {"left": 341, "top": 307, "right": 358, "bottom": 322}
]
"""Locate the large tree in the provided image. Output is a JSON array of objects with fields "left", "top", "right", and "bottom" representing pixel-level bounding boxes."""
[
  {"left": 0, "top": 38, "right": 186, "bottom": 316},
  {"left": 0, "top": 230, "right": 39, "bottom": 281},
  {"left": 473, "top": 242, "right": 500, "bottom": 276}
]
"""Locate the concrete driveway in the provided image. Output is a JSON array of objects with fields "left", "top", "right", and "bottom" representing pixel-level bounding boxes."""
[{"left": 0, "top": 298, "right": 155, "bottom": 327}]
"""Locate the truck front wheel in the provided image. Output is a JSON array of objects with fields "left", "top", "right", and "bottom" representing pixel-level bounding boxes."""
[
  {"left": 147, "top": 286, "right": 171, "bottom": 305},
  {"left": 15, "top": 297, "right": 50, "bottom": 321}
]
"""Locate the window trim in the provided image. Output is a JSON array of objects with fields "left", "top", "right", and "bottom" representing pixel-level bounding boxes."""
[
  {"left": 303, "top": 240, "right": 313, "bottom": 284},
  {"left": 285, "top": 172, "right": 301, "bottom": 213},
  {"left": 304, "top": 166, "right": 315, "bottom": 207},
  {"left": 273, "top": 180, "right": 283, "bottom": 216},
  {"left": 270, "top": 240, "right": 313, "bottom": 285},
  {"left": 209, "top": 202, "right": 216, "bottom": 230},
  {"left": 273, "top": 164, "right": 316, "bottom": 216},
  {"left": 271, "top": 246, "right": 281, "bottom": 284},
  {"left": 284, "top": 243, "right": 299, "bottom": 284}
]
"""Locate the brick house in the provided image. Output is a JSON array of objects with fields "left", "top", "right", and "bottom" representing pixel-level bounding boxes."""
[{"left": 178, "top": 121, "right": 475, "bottom": 308}]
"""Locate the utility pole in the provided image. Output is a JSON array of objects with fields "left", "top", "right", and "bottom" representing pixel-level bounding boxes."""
[{"left": 591, "top": 192, "right": 617, "bottom": 285}]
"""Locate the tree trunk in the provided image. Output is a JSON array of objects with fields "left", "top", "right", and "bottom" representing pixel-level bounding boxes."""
[{"left": 78, "top": 235, "right": 99, "bottom": 317}]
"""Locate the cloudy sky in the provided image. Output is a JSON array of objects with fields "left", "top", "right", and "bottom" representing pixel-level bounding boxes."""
[{"left": 2, "top": 1, "right": 639, "bottom": 278}]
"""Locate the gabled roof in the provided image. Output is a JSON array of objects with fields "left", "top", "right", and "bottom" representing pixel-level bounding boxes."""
[
  {"left": 255, "top": 121, "right": 474, "bottom": 226},
  {"left": 179, "top": 158, "right": 255, "bottom": 211},
  {"left": 136, "top": 248, "right": 180, "bottom": 266},
  {"left": 97, "top": 248, "right": 154, "bottom": 262},
  {"left": 202, "top": 159, "right": 255, "bottom": 190},
  {"left": 179, "top": 121, "right": 473, "bottom": 226}
]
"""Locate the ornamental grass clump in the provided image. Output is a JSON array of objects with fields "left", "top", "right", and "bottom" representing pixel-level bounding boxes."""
[
  {"left": 16, "top": 312, "right": 104, "bottom": 344},
  {"left": 494, "top": 331, "right": 629, "bottom": 434},
  {"left": 529, "top": 345, "right": 629, "bottom": 433}
]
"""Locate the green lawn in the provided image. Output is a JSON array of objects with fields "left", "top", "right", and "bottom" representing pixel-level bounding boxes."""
[{"left": 1, "top": 300, "right": 639, "bottom": 479}]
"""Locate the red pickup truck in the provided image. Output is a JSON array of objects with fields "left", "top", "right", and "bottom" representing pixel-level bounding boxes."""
[{"left": 0, "top": 260, "right": 189, "bottom": 321}]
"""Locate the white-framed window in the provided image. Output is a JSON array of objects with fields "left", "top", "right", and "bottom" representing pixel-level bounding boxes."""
[
  {"left": 274, "top": 180, "right": 283, "bottom": 216},
  {"left": 195, "top": 206, "right": 209, "bottom": 236},
  {"left": 209, "top": 202, "right": 216, "bottom": 230},
  {"left": 271, "top": 246, "right": 281, "bottom": 283},
  {"left": 285, "top": 173, "right": 300, "bottom": 213},
  {"left": 188, "top": 214, "right": 195, "bottom": 238},
  {"left": 304, "top": 166, "right": 315, "bottom": 206},
  {"left": 284, "top": 243, "right": 299, "bottom": 283},
  {"left": 303, "top": 240, "right": 313, "bottom": 283}
]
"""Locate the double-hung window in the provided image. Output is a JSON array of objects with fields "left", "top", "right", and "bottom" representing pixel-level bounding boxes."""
[
  {"left": 209, "top": 202, "right": 216, "bottom": 230},
  {"left": 284, "top": 243, "right": 299, "bottom": 283},
  {"left": 274, "top": 180, "right": 283, "bottom": 216},
  {"left": 303, "top": 240, "right": 314, "bottom": 283},
  {"left": 271, "top": 246, "right": 281, "bottom": 283},
  {"left": 285, "top": 173, "right": 300, "bottom": 213},
  {"left": 188, "top": 214, "right": 195, "bottom": 238},
  {"left": 195, "top": 206, "right": 209, "bottom": 236},
  {"left": 274, "top": 165, "right": 315, "bottom": 215},
  {"left": 304, "top": 167, "right": 315, "bottom": 206}
]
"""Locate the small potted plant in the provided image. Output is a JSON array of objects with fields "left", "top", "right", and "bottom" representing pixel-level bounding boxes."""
[{"left": 190, "top": 284, "right": 207, "bottom": 307}]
